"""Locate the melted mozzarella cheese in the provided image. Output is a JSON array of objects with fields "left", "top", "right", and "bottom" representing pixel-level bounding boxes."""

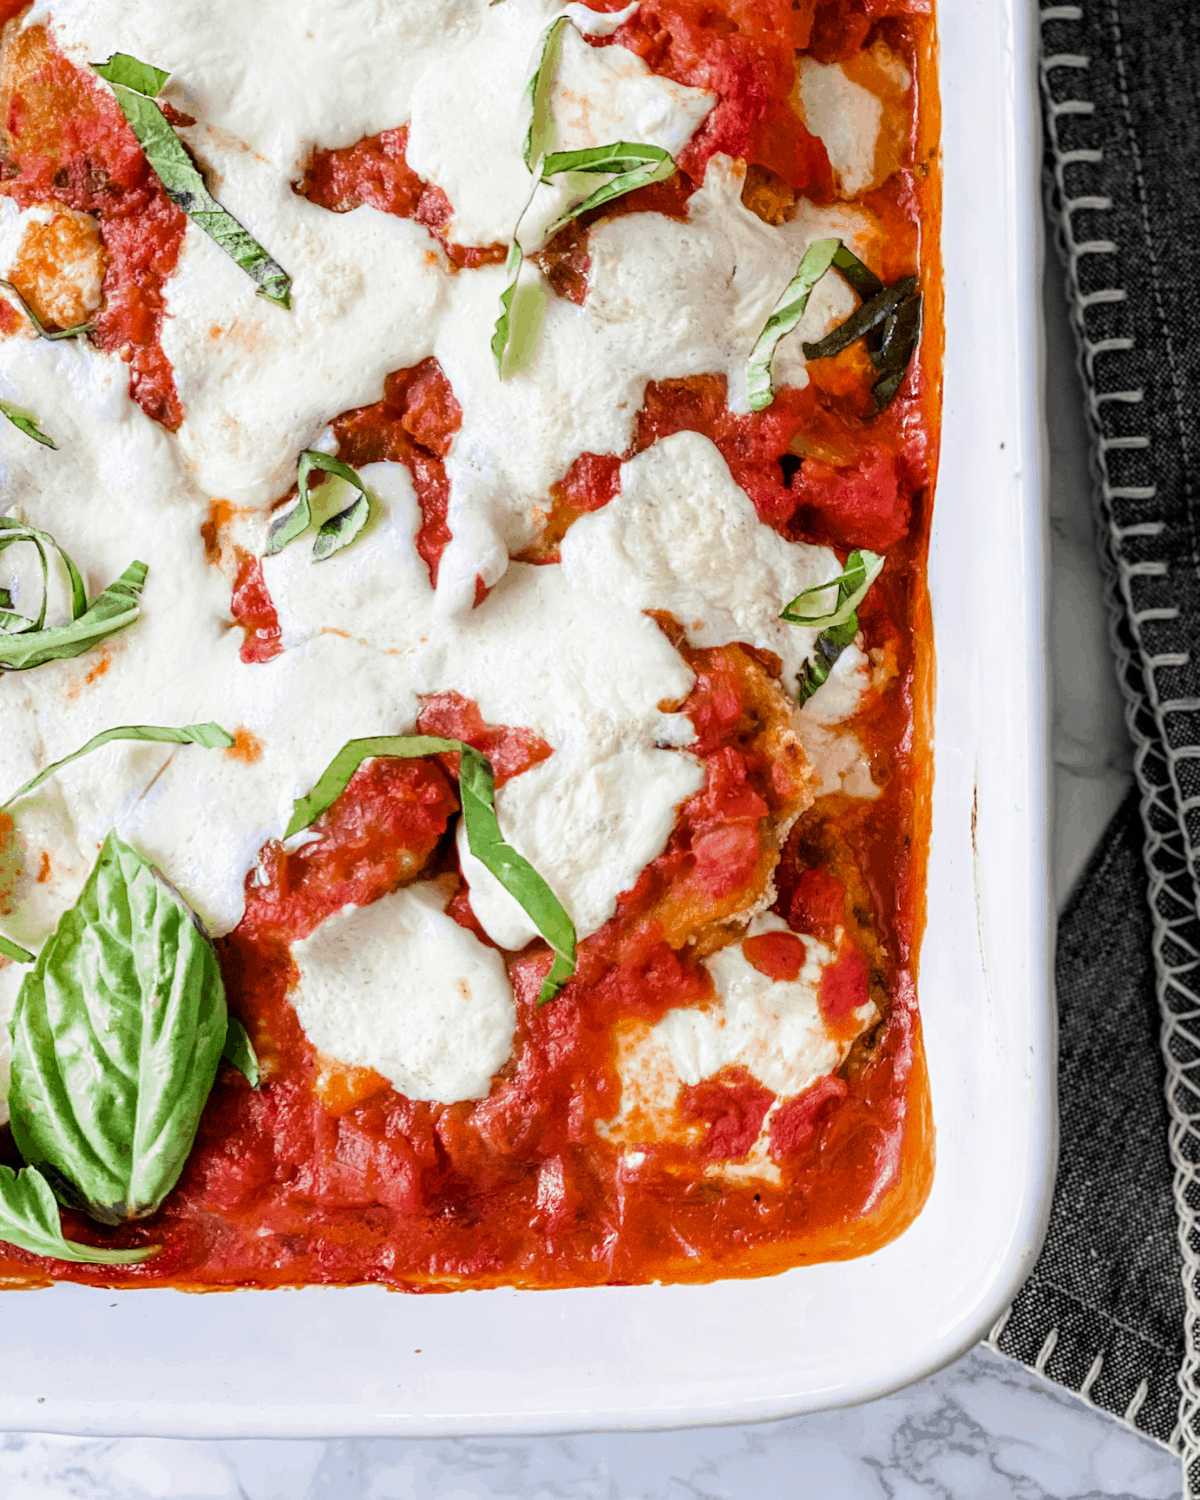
[
  {"left": 405, "top": 3, "right": 713, "bottom": 249},
  {"left": 797, "top": 60, "right": 883, "bottom": 198},
  {"left": 663, "top": 914, "right": 862, "bottom": 1097},
  {"left": 0, "top": 0, "right": 893, "bottom": 1093},
  {"left": 160, "top": 161, "right": 446, "bottom": 508},
  {"left": 457, "top": 743, "right": 703, "bottom": 948},
  {"left": 603, "top": 913, "right": 876, "bottom": 1169},
  {"left": 803, "top": 640, "right": 872, "bottom": 725},
  {"left": 289, "top": 881, "right": 516, "bottom": 1103},
  {"left": 433, "top": 159, "right": 870, "bottom": 606},
  {"left": 561, "top": 430, "right": 843, "bottom": 694}
]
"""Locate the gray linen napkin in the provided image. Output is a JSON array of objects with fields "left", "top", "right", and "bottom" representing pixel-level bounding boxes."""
[{"left": 993, "top": 1, "right": 1200, "bottom": 1486}]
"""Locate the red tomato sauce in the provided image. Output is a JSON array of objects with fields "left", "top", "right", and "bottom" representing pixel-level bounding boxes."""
[
  {"left": 0, "top": 27, "right": 186, "bottom": 428},
  {"left": 0, "top": 2, "right": 938, "bottom": 1288}
]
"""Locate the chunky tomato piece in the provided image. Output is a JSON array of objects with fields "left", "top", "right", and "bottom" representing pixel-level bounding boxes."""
[
  {"left": 681, "top": 1068, "right": 775, "bottom": 1160},
  {"left": 743, "top": 929, "right": 807, "bottom": 982},
  {"left": 230, "top": 552, "right": 283, "bottom": 665}
]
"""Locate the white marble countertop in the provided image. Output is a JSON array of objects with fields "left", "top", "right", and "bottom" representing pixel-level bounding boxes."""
[{"left": 0, "top": 263, "right": 1177, "bottom": 1500}]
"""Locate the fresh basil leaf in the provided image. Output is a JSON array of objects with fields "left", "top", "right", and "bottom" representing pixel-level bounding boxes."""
[
  {"left": 540, "top": 143, "right": 675, "bottom": 239},
  {"left": 0, "top": 559, "right": 147, "bottom": 672},
  {"left": 801, "top": 277, "right": 917, "bottom": 363},
  {"left": 266, "top": 451, "right": 373, "bottom": 559},
  {"left": 91, "top": 54, "right": 291, "bottom": 309},
  {"left": 747, "top": 237, "right": 841, "bottom": 412},
  {"left": 456, "top": 746, "right": 576, "bottom": 1003},
  {"left": 0, "top": 1163, "right": 157, "bottom": 1264},
  {"left": 9, "top": 831, "right": 227, "bottom": 1225},
  {"left": 0, "top": 280, "right": 95, "bottom": 342},
  {"left": 781, "top": 550, "right": 884, "bottom": 631},
  {"left": 0, "top": 517, "right": 87, "bottom": 628},
  {"left": 2, "top": 721, "right": 235, "bottom": 811},
  {"left": 523, "top": 16, "right": 569, "bottom": 170},
  {"left": 491, "top": 240, "right": 525, "bottom": 374},
  {"left": 0, "top": 399, "right": 55, "bottom": 449},
  {"left": 222, "top": 1016, "right": 259, "bottom": 1088},
  {"left": 0, "top": 934, "right": 34, "bottom": 964},
  {"left": 285, "top": 734, "right": 462, "bottom": 839},
  {"left": 286, "top": 735, "right": 578, "bottom": 1002},
  {"left": 541, "top": 142, "right": 673, "bottom": 178},
  {"left": 92, "top": 51, "right": 169, "bottom": 97},
  {"left": 784, "top": 551, "right": 884, "bottom": 706}
]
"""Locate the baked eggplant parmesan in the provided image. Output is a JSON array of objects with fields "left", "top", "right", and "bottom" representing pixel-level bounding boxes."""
[{"left": 0, "top": 0, "right": 938, "bottom": 1288}]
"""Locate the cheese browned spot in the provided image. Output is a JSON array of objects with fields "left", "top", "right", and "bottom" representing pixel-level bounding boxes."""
[{"left": 8, "top": 203, "right": 107, "bottom": 331}]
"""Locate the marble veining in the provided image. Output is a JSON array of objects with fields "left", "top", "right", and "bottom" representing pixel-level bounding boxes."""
[
  {"left": 0, "top": 1348, "right": 1180, "bottom": 1498},
  {"left": 0, "top": 246, "right": 1170, "bottom": 1500}
]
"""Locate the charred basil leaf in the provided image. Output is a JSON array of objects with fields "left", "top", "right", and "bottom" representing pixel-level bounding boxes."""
[
  {"left": 799, "top": 241, "right": 922, "bottom": 413},
  {"left": 8, "top": 832, "right": 227, "bottom": 1225},
  {"left": 0, "top": 1163, "right": 156, "bottom": 1264},
  {"left": 91, "top": 53, "right": 291, "bottom": 308},
  {"left": 265, "top": 451, "right": 372, "bottom": 560},
  {"left": 286, "top": 735, "right": 577, "bottom": 1003}
]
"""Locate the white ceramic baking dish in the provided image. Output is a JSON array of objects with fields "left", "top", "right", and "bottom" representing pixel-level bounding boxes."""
[{"left": 0, "top": 0, "right": 1051, "bottom": 1437}]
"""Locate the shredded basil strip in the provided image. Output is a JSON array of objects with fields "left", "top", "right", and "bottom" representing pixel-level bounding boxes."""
[
  {"left": 782, "top": 550, "right": 884, "bottom": 705},
  {"left": 750, "top": 239, "right": 921, "bottom": 414},
  {"left": 0, "top": 934, "right": 34, "bottom": 965},
  {"left": 491, "top": 240, "right": 525, "bottom": 374},
  {"left": 540, "top": 142, "right": 674, "bottom": 238},
  {"left": 9, "top": 831, "right": 227, "bottom": 1226},
  {"left": 222, "top": 1016, "right": 260, "bottom": 1088},
  {"left": 523, "top": 16, "right": 569, "bottom": 170},
  {"left": 266, "top": 451, "right": 372, "bottom": 560},
  {"left": 0, "top": 518, "right": 147, "bottom": 670},
  {"left": 91, "top": 53, "right": 291, "bottom": 309},
  {"left": 0, "top": 280, "right": 95, "bottom": 342},
  {"left": 1, "top": 722, "right": 235, "bottom": 811},
  {"left": 747, "top": 238, "right": 841, "bottom": 412},
  {"left": 796, "top": 241, "right": 921, "bottom": 413},
  {"left": 0, "top": 1164, "right": 156, "bottom": 1264},
  {"left": 285, "top": 735, "right": 577, "bottom": 1004},
  {"left": 0, "top": 399, "right": 55, "bottom": 449},
  {"left": 493, "top": 139, "right": 675, "bottom": 372}
]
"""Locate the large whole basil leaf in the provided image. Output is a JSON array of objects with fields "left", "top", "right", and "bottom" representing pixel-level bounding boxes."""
[
  {"left": 91, "top": 54, "right": 291, "bottom": 308},
  {"left": 0, "top": 1164, "right": 156, "bottom": 1264},
  {"left": 8, "top": 832, "right": 228, "bottom": 1224},
  {"left": 286, "top": 735, "right": 577, "bottom": 1003}
]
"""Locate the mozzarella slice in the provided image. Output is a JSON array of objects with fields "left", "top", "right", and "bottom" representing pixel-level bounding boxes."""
[
  {"left": 289, "top": 880, "right": 516, "bottom": 1103},
  {"left": 456, "top": 744, "right": 704, "bottom": 948}
]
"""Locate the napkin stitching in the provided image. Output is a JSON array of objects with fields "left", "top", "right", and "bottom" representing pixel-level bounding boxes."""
[{"left": 1034, "top": 1, "right": 1199, "bottom": 1474}]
